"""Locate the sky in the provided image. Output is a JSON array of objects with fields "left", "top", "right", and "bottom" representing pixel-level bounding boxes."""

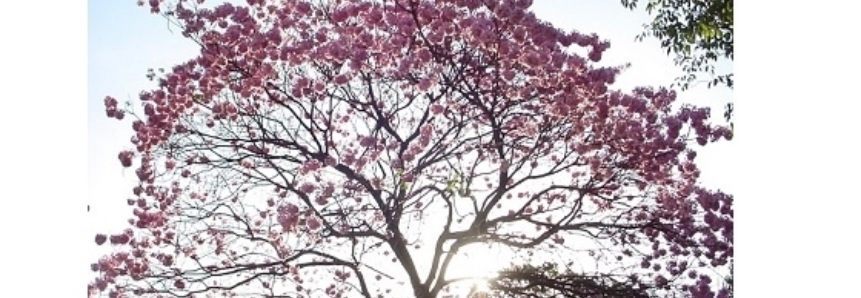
[{"left": 87, "top": 0, "right": 736, "bottom": 293}]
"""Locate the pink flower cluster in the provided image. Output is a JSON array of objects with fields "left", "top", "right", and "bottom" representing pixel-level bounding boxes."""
[{"left": 104, "top": 96, "right": 125, "bottom": 120}]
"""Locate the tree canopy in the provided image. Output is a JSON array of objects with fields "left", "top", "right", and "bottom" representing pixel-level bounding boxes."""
[
  {"left": 90, "top": 1, "right": 733, "bottom": 298},
  {"left": 621, "top": 0, "right": 733, "bottom": 123},
  {"left": 622, "top": 0, "right": 733, "bottom": 90}
]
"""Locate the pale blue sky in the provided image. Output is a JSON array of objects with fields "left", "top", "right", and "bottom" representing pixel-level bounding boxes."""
[
  {"left": 87, "top": 0, "right": 735, "bottom": 276},
  {"left": 89, "top": 0, "right": 201, "bottom": 245}
]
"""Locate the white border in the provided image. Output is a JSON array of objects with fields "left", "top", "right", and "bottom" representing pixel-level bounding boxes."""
[
  {"left": 1, "top": 0, "right": 85, "bottom": 296},
  {"left": 740, "top": 0, "right": 861, "bottom": 296}
]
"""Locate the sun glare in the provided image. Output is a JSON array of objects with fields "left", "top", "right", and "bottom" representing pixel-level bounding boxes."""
[
  {"left": 447, "top": 247, "right": 502, "bottom": 278},
  {"left": 472, "top": 279, "right": 491, "bottom": 293},
  {"left": 445, "top": 244, "right": 506, "bottom": 297}
]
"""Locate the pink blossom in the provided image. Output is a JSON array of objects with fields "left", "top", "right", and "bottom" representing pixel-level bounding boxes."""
[
  {"left": 430, "top": 104, "right": 444, "bottom": 114},
  {"left": 95, "top": 234, "right": 107, "bottom": 245},
  {"left": 306, "top": 216, "right": 321, "bottom": 230},
  {"left": 334, "top": 74, "right": 349, "bottom": 85},
  {"left": 315, "top": 195, "right": 328, "bottom": 205},
  {"left": 165, "top": 159, "right": 176, "bottom": 170},
  {"left": 359, "top": 136, "right": 376, "bottom": 147},
  {"left": 299, "top": 182, "right": 315, "bottom": 194},
  {"left": 118, "top": 151, "right": 134, "bottom": 167}
]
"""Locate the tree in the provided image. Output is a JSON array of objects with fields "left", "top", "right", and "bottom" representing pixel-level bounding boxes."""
[
  {"left": 620, "top": 0, "right": 734, "bottom": 123},
  {"left": 480, "top": 261, "right": 732, "bottom": 298},
  {"left": 484, "top": 262, "right": 651, "bottom": 298},
  {"left": 90, "top": 1, "right": 733, "bottom": 298}
]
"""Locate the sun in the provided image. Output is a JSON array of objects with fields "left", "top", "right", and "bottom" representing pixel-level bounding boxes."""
[
  {"left": 462, "top": 281, "right": 491, "bottom": 298},
  {"left": 444, "top": 244, "right": 507, "bottom": 295},
  {"left": 446, "top": 245, "right": 502, "bottom": 279}
]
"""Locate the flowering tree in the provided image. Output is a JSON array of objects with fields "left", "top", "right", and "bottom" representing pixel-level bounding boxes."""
[{"left": 91, "top": 1, "right": 733, "bottom": 298}]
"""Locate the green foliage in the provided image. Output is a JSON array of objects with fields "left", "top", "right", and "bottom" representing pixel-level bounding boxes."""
[
  {"left": 621, "top": 0, "right": 734, "bottom": 124},
  {"left": 622, "top": 0, "right": 733, "bottom": 90}
]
